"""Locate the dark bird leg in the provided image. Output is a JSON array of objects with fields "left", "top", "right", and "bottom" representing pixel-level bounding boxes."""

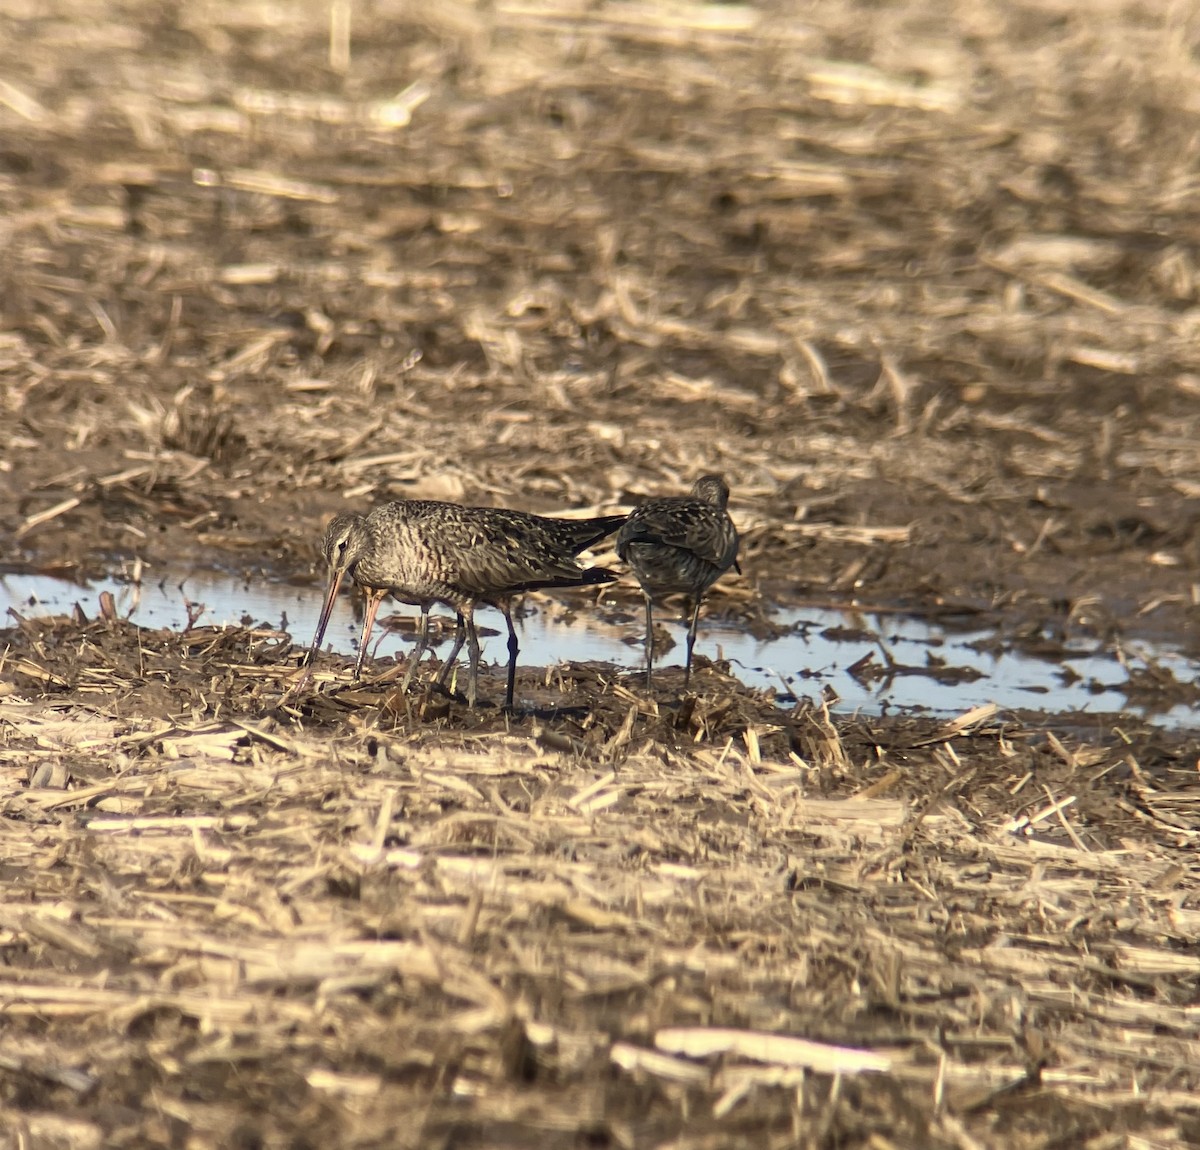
[
  {"left": 642, "top": 592, "right": 655, "bottom": 690},
  {"left": 399, "top": 604, "right": 432, "bottom": 692},
  {"left": 435, "top": 613, "right": 468, "bottom": 688},
  {"left": 353, "top": 587, "right": 388, "bottom": 680},
  {"left": 499, "top": 600, "right": 519, "bottom": 711},
  {"left": 683, "top": 597, "right": 702, "bottom": 690}
]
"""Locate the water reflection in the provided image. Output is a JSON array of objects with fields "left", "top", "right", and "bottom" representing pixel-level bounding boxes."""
[{"left": 1, "top": 567, "right": 1196, "bottom": 726}]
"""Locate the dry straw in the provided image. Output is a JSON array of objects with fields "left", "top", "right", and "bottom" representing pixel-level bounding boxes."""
[{"left": 3, "top": 0, "right": 1200, "bottom": 1145}]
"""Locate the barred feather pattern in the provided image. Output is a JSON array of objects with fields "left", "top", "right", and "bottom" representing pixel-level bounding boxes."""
[
  {"left": 616, "top": 475, "right": 739, "bottom": 598},
  {"left": 351, "top": 502, "right": 623, "bottom": 610},
  {"left": 615, "top": 474, "right": 740, "bottom": 689},
  {"left": 308, "top": 500, "right": 623, "bottom": 708}
]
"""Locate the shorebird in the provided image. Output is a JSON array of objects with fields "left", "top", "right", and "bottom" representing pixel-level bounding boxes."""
[
  {"left": 617, "top": 474, "right": 740, "bottom": 690},
  {"left": 305, "top": 500, "right": 624, "bottom": 709}
]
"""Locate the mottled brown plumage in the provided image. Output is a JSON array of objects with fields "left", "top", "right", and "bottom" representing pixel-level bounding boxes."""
[
  {"left": 306, "top": 500, "right": 624, "bottom": 708},
  {"left": 617, "top": 474, "right": 740, "bottom": 689}
]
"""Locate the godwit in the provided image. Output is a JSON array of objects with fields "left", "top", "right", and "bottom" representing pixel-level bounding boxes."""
[
  {"left": 616, "top": 474, "right": 740, "bottom": 689},
  {"left": 306, "top": 500, "right": 624, "bottom": 708}
]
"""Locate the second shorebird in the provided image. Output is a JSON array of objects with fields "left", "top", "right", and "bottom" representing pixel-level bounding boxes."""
[
  {"left": 617, "top": 474, "right": 740, "bottom": 689},
  {"left": 306, "top": 500, "right": 624, "bottom": 709}
]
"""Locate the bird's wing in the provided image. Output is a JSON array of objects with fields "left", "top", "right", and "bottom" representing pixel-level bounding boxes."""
[
  {"left": 618, "top": 501, "right": 739, "bottom": 570},
  {"left": 436, "top": 511, "right": 592, "bottom": 595}
]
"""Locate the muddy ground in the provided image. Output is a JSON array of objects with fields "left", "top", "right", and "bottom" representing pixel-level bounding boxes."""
[{"left": 3, "top": 1, "right": 1200, "bottom": 1147}]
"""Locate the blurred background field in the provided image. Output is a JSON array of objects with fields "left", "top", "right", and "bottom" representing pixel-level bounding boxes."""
[{"left": 3, "top": 0, "right": 1200, "bottom": 613}]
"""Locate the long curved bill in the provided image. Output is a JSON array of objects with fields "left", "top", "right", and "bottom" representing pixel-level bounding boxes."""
[
  {"left": 306, "top": 567, "right": 345, "bottom": 668},
  {"left": 281, "top": 565, "right": 344, "bottom": 703}
]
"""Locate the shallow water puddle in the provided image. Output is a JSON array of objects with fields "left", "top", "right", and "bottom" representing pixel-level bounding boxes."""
[{"left": 2, "top": 568, "right": 1196, "bottom": 726}]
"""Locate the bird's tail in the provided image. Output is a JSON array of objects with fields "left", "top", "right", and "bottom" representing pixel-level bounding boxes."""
[
  {"left": 511, "top": 565, "right": 619, "bottom": 593},
  {"left": 557, "top": 514, "right": 628, "bottom": 555},
  {"left": 574, "top": 564, "right": 620, "bottom": 586}
]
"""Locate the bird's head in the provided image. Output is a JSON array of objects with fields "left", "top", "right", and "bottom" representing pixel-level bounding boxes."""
[
  {"left": 321, "top": 513, "right": 369, "bottom": 576},
  {"left": 691, "top": 474, "right": 730, "bottom": 509}
]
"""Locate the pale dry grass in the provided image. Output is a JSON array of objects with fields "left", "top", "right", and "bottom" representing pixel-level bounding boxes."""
[
  {"left": 3, "top": 0, "right": 1200, "bottom": 548},
  {"left": 2, "top": 616, "right": 1200, "bottom": 1146},
  {"left": 3, "top": 0, "right": 1200, "bottom": 1146}
]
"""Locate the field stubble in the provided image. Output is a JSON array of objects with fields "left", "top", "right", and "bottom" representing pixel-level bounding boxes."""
[{"left": 3, "top": 0, "right": 1200, "bottom": 1146}]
